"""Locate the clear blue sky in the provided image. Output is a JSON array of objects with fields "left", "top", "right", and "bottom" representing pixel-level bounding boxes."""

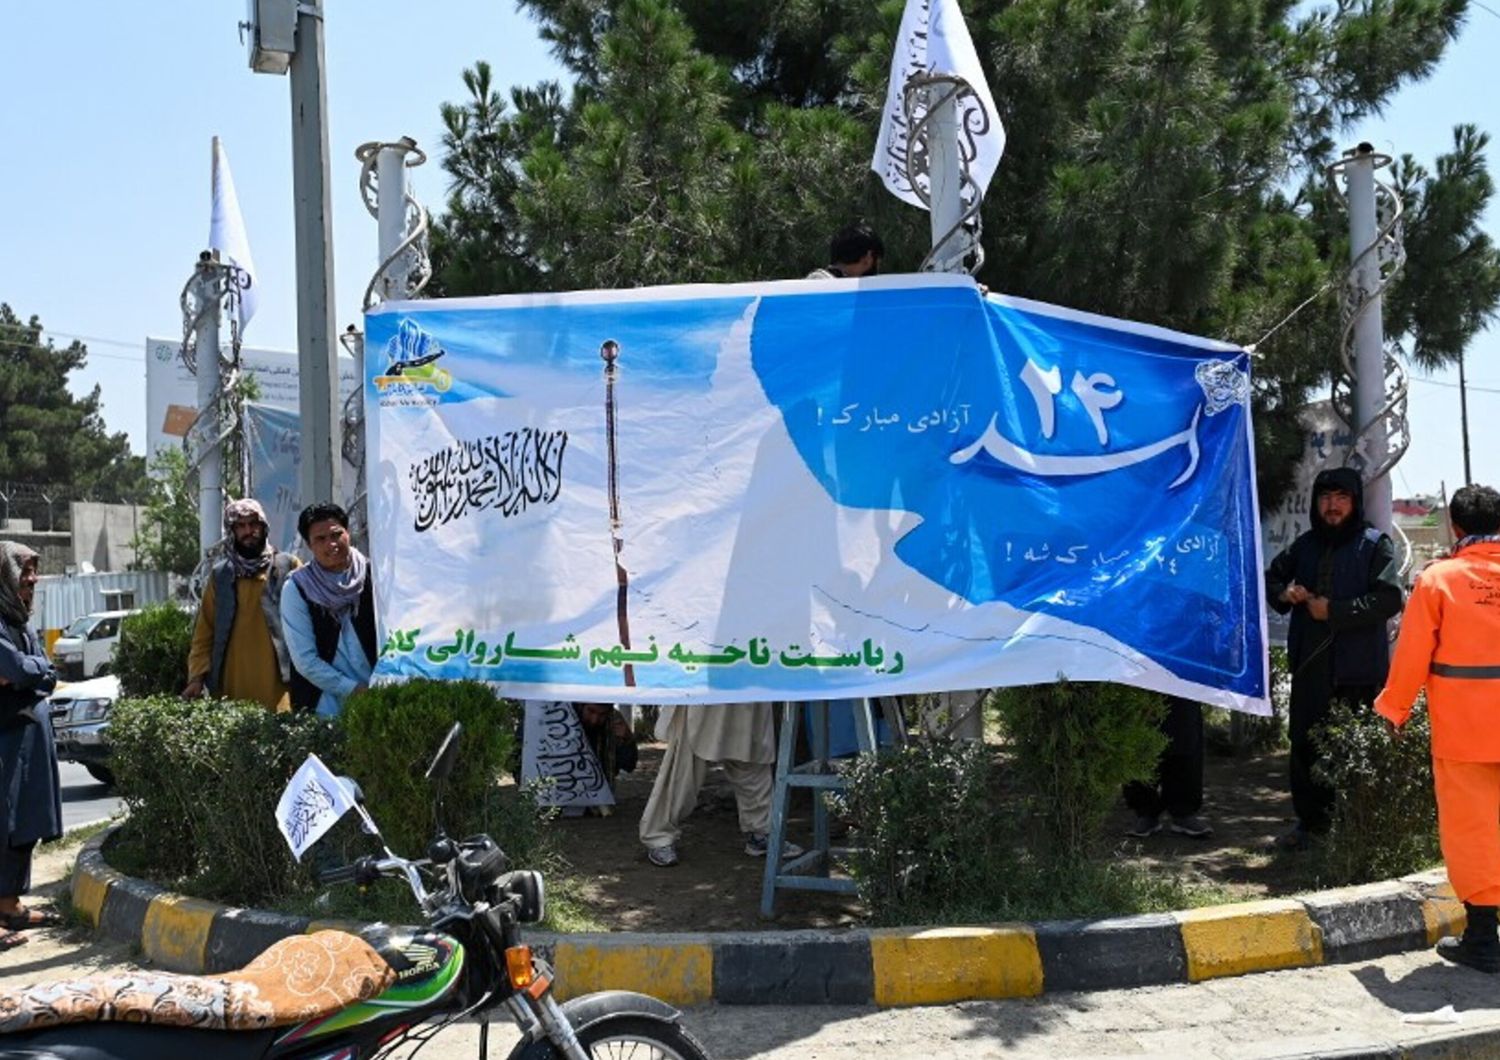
[{"left": 1, "top": 1, "right": 1497, "bottom": 498}]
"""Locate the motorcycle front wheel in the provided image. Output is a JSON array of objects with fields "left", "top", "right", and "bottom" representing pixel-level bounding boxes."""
[{"left": 560, "top": 1015, "right": 711, "bottom": 1060}]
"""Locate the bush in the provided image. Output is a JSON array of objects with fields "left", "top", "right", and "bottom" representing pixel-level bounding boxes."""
[
  {"left": 1315, "top": 699, "right": 1441, "bottom": 884},
  {"left": 341, "top": 680, "right": 521, "bottom": 858},
  {"left": 114, "top": 603, "right": 194, "bottom": 697},
  {"left": 109, "top": 696, "right": 343, "bottom": 902},
  {"left": 832, "top": 738, "right": 994, "bottom": 919},
  {"left": 992, "top": 679, "right": 1167, "bottom": 862},
  {"left": 106, "top": 681, "right": 548, "bottom": 911},
  {"left": 833, "top": 732, "right": 1209, "bottom": 924}
]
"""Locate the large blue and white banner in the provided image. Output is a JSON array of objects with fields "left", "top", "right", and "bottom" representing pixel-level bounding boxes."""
[{"left": 366, "top": 275, "right": 1269, "bottom": 713}]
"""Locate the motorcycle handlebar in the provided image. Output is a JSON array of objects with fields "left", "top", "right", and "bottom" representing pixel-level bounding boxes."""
[
  {"left": 317, "top": 854, "right": 388, "bottom": 888},
  {"left": 317, "top": 863, "right": 359, "bottom": 886}
]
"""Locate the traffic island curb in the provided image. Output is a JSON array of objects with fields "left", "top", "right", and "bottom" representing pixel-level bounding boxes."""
[{"left": 71, "top": 829, "right": 1465, "bottom": 1006}]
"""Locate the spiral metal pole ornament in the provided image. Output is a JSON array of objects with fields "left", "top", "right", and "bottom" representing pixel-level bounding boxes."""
[
  {"left": 178, "top": 254, "right": 252, "bottom": 486},
  {"left": 355, "top": 138, "right": 432, "bottom": 312},
  {"left": 338, "top": 325, "right": 365, "bottom": 470},
  {"left": 1325, "top": 150, "right": 1410, "bottom": 488},
  {"left": 901, "top": 73, "right": 988, "bottom": 276},
  {"left": 345, "top": 139, "right": 432, "bottom": 544}
]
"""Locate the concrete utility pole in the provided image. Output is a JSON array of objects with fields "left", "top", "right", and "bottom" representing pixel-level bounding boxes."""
[
  {"left": 288, "top": 0, "right": 341, "bottom": 509},
  {"left": 191, "top": 253, "right": 224, "bottom": 556},
  {"left": 1342, "top": 144, "right": 1393, "bottom": 535}
]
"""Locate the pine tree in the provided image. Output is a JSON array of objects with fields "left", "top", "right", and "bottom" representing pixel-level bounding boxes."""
[
  {"left": 432, "top": 0, "right": 1500, "bottom": 505},
  {"left": 0, "top": 304, "right": 147, "bottom": 522}
]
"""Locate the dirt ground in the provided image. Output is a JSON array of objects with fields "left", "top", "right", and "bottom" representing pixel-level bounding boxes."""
[{"left": 550, "top": 740, "right": 1320, "bottom": 932}]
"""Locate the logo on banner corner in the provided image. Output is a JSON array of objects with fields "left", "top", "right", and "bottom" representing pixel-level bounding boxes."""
[{"left": 375, "top": 318, "right": 453, "bottom": 404}]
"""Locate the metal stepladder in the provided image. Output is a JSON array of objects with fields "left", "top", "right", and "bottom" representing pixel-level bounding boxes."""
[{"left": 758, "top": 697, "right": 906, "bottom": 918}]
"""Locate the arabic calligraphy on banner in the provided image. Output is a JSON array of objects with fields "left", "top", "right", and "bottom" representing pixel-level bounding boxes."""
[
  {"left": 365, "top": 275, "right": 1270, "bottom": 714},
  {"left": 385, "top": 628, "right": 906, "bottom": 678},
  {"left": 520, "top": 701, "right": 614, "bottom": 808}
]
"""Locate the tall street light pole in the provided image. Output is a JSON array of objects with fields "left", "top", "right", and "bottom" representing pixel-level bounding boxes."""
[
  {"left": 1459, "top": 350, "right": 1473, "bottom": 487},
  {"left": 244, "top": 0, "right": 341, "bottom": 509}
]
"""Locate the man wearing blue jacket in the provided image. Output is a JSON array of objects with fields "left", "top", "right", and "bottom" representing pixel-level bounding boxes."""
[{"left": 282, "top": 503, "right": 376, "bottom": 716}]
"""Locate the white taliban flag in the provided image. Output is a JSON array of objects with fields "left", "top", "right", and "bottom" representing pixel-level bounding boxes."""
[
  {"left": 871, "top": 0, "right": 1005, "bottom": 209},
  {"left": 275, "top": 753, "right": 355, "bottom": 861},
  {"left": 209, "top": 136, "right": 259, "bottom": 331}
]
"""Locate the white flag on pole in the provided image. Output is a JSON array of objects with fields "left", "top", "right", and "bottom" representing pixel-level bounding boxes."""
[
  {"left": 209, "top": 137, "right": 259, "bottom": 331},
  {"left": 275, "top": 753, "right": 355, "bottom": 861},
  {"left": 871, "top": 0, "right": 1005, "bottom": 210}
]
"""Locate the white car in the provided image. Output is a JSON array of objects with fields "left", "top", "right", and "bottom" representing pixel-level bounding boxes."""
[
  {"left": 46, "top": 673, "right": 120, "bottom": 786},
  {"left": 50, "top": 609, "right": 133, "bottom": 682}
]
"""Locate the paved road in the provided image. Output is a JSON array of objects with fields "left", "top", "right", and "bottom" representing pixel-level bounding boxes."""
[{"left": 57, "top": 761, "right": 122, "bottom": 831}]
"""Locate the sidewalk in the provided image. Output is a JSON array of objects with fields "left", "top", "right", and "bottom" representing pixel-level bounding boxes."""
[{"left": 6, "top": 839, "right": 1500, "bottom": 1058}]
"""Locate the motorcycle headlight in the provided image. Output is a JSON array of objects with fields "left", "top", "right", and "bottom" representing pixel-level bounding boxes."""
[{"left": 503, "top": 870, "right": 546, "bottom": 924}]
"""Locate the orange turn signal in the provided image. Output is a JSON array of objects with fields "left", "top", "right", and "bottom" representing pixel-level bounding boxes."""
[{"left": 505, "top": 944, "right": 535, "bottom": 989}]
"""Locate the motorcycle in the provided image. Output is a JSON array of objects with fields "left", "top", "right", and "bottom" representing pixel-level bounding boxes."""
[{"left": 1, "top": 723, "right": 712, "bottom": 1060}]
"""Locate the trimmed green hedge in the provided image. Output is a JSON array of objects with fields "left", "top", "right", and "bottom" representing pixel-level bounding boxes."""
[
  {"left": 1315, "top": 698, "right": 1441, "bottom": 883},
  {"left": 109, "top": 696, "right": 342, "bottom": 902},
  {"left": 341, "top": 681, "right": 519, "bottom": 857},
  {"left": 114, "top": 603, "right": 194, "bottom": 698},
  {"left": 108, "top": 680, "right": 526, "bottom": 907}
]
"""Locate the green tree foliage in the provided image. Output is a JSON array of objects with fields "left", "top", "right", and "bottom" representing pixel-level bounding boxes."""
[
  {"left": 993, "top": 680, "right": 1168, "bottom": 862},
  {"left": 434, "top": 0, "right": 1499, "bottom": 505},
  {"left": 0, "top": 304, "right": 146, "bottom": 505},
  {"left": 130, "top": 448, "right": 201, "bottom": 576}
]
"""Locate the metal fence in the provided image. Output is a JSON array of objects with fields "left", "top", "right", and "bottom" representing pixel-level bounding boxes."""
[
  {"left": 32, "top": 570, "right": 173, "bottom": 633},
  {"left": 0, "top": 481, "right": 144, "bottom": 534}
]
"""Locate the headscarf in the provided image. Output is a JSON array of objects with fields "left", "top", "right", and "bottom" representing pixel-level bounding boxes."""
[
  {"left": 291, "top": 546, "right": 369, "bottom": 619},
  {"left": 223, "top": 498, "right": 274, "bottom": 578},
  {"left": 0, "top": 541, "right": 40, "bottom": 627}
]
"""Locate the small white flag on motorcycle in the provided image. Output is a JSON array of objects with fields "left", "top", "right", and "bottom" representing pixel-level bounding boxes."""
[{"left": 276, "top": 753, "right": 355, "bottom": 861}]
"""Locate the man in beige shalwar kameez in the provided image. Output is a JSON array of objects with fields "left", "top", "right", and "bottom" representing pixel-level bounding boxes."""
[{"left": 639, "top": 702, "right": 802, "bottom": 867}]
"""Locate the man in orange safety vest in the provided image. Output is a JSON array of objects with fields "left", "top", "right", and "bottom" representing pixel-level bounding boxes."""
[{"left": 1376, "top": 483, "right": 1500, "bottom": 973}]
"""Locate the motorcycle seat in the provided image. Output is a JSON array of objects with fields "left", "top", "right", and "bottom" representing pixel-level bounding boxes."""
[{"left": 0, "top": 929, "right": 395, "bottom": 1036}]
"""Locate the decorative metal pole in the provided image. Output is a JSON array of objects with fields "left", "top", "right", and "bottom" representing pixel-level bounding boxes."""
[
  {"left": 350, "top": 137, "right": 432, "bottom": 548},
  {"left": 1326, "top": 142, "right": 1409, "bottom": 539},
  {"left": 601, "top": 339, "right": 635, "bottom": 687},
  {"left": 187, "top": 251, "right": 224, "bottom": 557}
]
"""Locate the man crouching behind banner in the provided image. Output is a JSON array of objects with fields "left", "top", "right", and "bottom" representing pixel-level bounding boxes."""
[{"left": 640, "top": 703, "right": 803, "bottom": 868}]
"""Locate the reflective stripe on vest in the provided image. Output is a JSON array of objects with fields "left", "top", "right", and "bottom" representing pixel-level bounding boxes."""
[{"left": 1430, "top": 662, "right": 1500, "bottom": 679}]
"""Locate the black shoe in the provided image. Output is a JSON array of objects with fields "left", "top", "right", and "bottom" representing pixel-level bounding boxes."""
[
  {"left": 1438, "top": 904, "right": 1500, "bottom": 974},
  {"left": 1168, "top": 814, "right": 1213, "bottom": 839}
]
